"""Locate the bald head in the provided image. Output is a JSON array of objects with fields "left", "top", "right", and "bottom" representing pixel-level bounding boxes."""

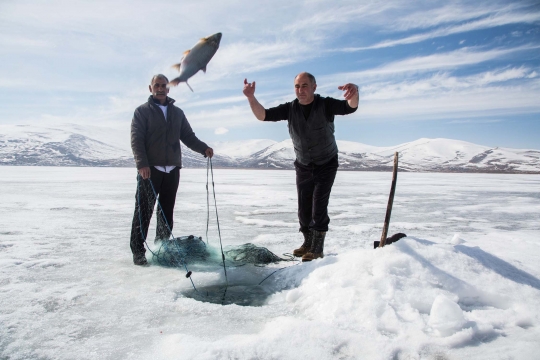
[
  {"left": 294, "top": 72, "right": 316, "bottom": 85},
  {"left": 294, "top": 72, "right": 317, "bottom": 105}
]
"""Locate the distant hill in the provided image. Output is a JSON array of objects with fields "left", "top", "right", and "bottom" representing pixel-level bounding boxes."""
[{"left": 1, "top": 124, "right": 538, "bottom": 173}]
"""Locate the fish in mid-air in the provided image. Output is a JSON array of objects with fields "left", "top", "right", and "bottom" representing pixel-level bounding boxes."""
[{"left": 168, "top": 32, "right": 222, "bottom": 91}]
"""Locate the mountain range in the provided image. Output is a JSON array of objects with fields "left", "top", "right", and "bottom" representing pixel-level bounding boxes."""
[{"left": 1, "top": 124, "right": 538, "bottom": 173}]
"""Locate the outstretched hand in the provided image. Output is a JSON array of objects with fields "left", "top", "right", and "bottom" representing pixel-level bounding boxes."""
[
  {"left": 243, "top": 78, "right": 256, "bottom": 98},
  {"left": 205, "top": 147, "right": 214, "bottom": 158},
  {"left": 337, "top": 83, "right": 359, "bottom": 100}
]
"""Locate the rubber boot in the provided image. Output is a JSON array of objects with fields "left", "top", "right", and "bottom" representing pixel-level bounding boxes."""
[
  {"left": 293, "top": 230, "right": 313, "bottom": 257},
  {"left": 302, "top": 230, "right": 325, "bottom": 262}
]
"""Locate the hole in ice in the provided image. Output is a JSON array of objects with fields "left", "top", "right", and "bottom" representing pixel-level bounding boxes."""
[
  {"left": 153, "top": 236, "right": 299, "bottom": 306},
  {"left": 179, "top": 283, "right": 275, "bottom": 307}
]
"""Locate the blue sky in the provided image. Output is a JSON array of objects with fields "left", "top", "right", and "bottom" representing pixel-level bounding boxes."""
[{"left": 1, "top": 0, "right": 539, "bottom": 149}]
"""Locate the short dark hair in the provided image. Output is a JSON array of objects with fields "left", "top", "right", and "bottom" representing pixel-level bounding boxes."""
[
  {"left": 151, "top": 74, "right": 169, "bottom": 84},
  {"left": 295, "top": 72, "right": 316, "bottom": 85}
]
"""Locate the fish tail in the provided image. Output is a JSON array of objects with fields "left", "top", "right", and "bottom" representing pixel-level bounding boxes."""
[
  {"left": 186, "top": 81, "right": 194, "bottom": 92},
  {"left": 172, "top": 63, "right": 182, "bottom": 72}
]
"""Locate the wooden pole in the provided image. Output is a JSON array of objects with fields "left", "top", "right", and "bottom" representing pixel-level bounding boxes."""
[{"left": 379, "top": 152, "right": 399, "bottom": 248}]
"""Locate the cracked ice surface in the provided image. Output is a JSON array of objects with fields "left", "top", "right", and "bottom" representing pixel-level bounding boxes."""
[{"left": 0, "top": 167, "right": 539, "bottom": 359}]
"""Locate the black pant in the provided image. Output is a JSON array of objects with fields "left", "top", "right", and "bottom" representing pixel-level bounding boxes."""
[
  {"left": 130, "top": 167, "right": 180, "bottom": 255},
  {"left": 295, "top": 155, "right": 338, "bottom": 233}
]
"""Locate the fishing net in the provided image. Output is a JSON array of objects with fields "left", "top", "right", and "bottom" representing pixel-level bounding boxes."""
[
  {"left": 134, "top": 165, "right": 293, "bottom": 275},
  {"left": 152, "top": 236, "right": 289, "bottom": 267},
  {"left": 224, "top": 243, "right": 285, "bottom": 264},
  {"left": 134, "top": 160, "right": 299, "bottom": 306},
  {"left": 152, "top": 235, "right": 211, "bottom": 268}
]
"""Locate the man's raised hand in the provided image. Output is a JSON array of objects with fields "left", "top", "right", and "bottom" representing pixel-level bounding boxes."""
[
  {"left": 337, "top": 83, "right": 359, "bottom": 101},
  {"left": 243, "top": 78, "right": 256, "bottom": 98}
]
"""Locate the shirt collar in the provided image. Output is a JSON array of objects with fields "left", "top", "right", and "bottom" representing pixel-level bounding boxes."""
[{"left": 152, "top": 96, "right": 169, "bottom": 106}]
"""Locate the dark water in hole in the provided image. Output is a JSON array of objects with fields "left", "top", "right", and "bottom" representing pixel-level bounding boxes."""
[{"left": 179, "top": 283, "right": 275, "bottom": 306}]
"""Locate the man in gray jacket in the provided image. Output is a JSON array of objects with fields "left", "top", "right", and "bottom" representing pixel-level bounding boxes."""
[
  {"left": 130, "top": 74, "right": 213, "bottom": 266},
  {"left": 243, "top": 72, "right": 358, "bottom": 262}
]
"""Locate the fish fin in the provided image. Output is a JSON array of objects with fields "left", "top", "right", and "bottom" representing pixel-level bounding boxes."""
[
  {"left": 171, "top": 63, "right": 182, "bottom": 72},
  {"left": 201, "top": 65, "right": 207, "bottom": 73},
  {"left": 168, "top": 78, "right": 181, "bottom": 87},
  {"left": 178, "top": 50, "right": 191, "bottom": 62},
  {"left": 186, "top": 81, "right": 194, "bottom": 92}
]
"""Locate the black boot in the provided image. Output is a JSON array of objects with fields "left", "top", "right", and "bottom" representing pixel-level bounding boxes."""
[
  {"left": 302, "top": 230, "right": 325, "bottom": 262},
  {"left": 293, "top": 230, "right": 313, "bottom": 257},
  {"left": 133, "top": 253, "right": 148, "bottom": 266}
]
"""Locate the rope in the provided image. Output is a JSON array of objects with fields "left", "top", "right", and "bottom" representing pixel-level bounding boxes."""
[
  {"left": 137, "top": 174, "right": 198, "bottom": 292},
  {"left": 205, "top": 161, "right": 210, "bottom": 245},
  {"left": 208, "top": 157, "right": 229, "bottom": 286},
  {"left": 257, "top": 253, "right": 300, "bottom": 285}
]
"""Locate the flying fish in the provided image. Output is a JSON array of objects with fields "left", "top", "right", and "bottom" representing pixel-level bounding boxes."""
[{"left": 168, "top": 32, "right": 222, "bottom": 91}]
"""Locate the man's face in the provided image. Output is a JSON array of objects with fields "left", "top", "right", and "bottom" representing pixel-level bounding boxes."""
[
  {"left": 149, "top": 77, "right": 169, "bottom": 104},
  {"left": 294, "top": 74, "right": 316, "bottom": 105}
]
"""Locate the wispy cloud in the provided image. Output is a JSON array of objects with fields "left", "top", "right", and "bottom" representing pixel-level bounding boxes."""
[
  {"left": 355, "top": 78, "right": 540, "bottom": 121},
  {"left": 212, "top": 41, "right": 313, "bottom": 75},
  {"left": 283, "top": 1, "right": 396, "bottom": 35},
  {"left": 389, "top": 2, "right": 528, "bottom": 31},
  {"left": 336, "top": 5, "right": 540, "bottom": 52},
  {"left": 187, "top": 106, "right": 257, "bottom": 129},
  {"left": 215, "top": 127, "right": 229, "bottom": 135},
  {"left": 341, "top": 13, "right": 540, "bottom": 52},
  {"left": 322, "top": 45, "right": 539, "bottom": 84},
  {"left": 357, "top": 67, "right": 536, "bottom": 101},
  {"left": 447, "top": 119, "right": 504, "bottom": 124}
]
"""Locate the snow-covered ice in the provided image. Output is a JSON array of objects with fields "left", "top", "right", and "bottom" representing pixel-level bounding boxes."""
[{"left": 1, "top": 167, "right": 539, "bottom": 359}]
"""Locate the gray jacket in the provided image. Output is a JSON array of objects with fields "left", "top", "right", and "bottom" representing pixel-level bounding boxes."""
[{"left": 131, "top": 96, "right": 208, "bottom": 169}]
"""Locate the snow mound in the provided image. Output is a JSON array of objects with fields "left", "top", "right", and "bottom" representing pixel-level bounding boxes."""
[
  {"left": 150, "top": 237, "right": 539, "bottom": 359},
  {"left": 428, "top": 295, "right": 467, "bottom": 337},
  {"left": 451, "top": 233, "right": 466, "bottom": 245}
]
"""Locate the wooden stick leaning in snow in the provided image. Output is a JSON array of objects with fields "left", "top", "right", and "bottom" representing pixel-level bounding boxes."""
[{"left": 379, "top": 152, "right": 399, "bottom": 248}]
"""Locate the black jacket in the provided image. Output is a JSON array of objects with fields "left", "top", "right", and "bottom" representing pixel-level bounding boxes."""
[{"left": 131, "top": 96, "right": 208, "bottom": 169}]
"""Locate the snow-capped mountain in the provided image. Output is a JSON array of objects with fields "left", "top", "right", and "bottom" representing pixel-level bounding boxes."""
[
  {"left": 0, "top": 124, "right": 233, "bottom": 168},
  {"left": 1, "top": 124, "right": 538, "bottom": 173},
  {"left": 228, "top": 138, "right": 539, "bottom": 173}
]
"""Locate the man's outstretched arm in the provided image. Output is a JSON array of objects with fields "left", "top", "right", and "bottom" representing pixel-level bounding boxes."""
[
  {"left": 243, "top": 79, "right": 265, "bottom": 121},
  {"left": 337, "top": 83, "right": 359, "bottom": 109}
]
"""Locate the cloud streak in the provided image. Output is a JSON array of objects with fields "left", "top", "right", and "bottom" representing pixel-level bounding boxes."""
[
  {"left": 346, "top": 11, "right": 540, "bottom": 51},
  {"left": 321, "top": 45, "right": 539, "bottom": 85}
]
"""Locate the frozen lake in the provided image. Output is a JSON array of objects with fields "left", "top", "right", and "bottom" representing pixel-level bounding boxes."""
[{"left": 1, "top": 167, "right": 539, "bottom": 359}]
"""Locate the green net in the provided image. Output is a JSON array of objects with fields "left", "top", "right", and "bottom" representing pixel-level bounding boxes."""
[{"left": 152, "top": 235, "right": 290, "bottom": 267}]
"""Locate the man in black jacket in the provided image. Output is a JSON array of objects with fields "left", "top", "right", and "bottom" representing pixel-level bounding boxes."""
[
  {"left": 243, "top": 72, "right": 358, "bottom": 261},
  {"left": 130, "top": 74, "right": 213, "bottom": 266}
]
